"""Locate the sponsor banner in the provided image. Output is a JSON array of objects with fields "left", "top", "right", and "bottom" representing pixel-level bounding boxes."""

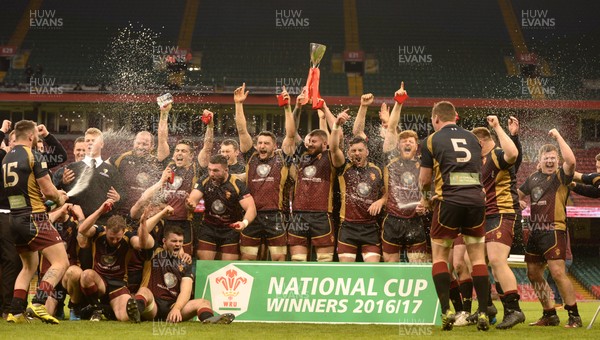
[
  {"left": 522, "top": 206, "right": 600, "bottom": 218},
  {"left": 195, "top": 261, "right": 440, "bottom": 325}
]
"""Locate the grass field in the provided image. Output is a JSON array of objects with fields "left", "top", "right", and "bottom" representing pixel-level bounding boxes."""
[{"left": 1, "top": 301, "right": 599, "bottom": 339}]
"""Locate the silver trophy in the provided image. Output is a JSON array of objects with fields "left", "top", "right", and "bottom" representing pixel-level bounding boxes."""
[
  {"left": 310, "top": 43, "right": 326, "bottom": 68},
  {"left": 157, "top": 93, "right": 173, "bottom": 108}
]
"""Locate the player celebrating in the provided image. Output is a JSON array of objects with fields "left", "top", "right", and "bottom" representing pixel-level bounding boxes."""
[
  {"left": 418, "top": 102, "right": 490, "bottom": 331},
  {"left": 126, "top": 225, "right": 234, "bottom": 324},
  {"left": 472, "top": 115, "right": 525, "bottom": 329},
  {"left": 187, "top": 154, "right": 257, "bottom": 260},
  {"left": 518, "top": 129, "right": 582, "bottom": 328},
  {"left": 234, "top": 85, "right": 296, "bottom": 261},
  {"left": 330, "top": 110, "right": 385, "bottom": 262},
  {"left": 4, "top": 120, "right": 69, "bottom": 324}
]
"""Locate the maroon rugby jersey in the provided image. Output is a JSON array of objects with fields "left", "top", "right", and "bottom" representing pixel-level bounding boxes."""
[
  {"left": 292, "top": 150, "right": 335, "bottom": 213},
  {"left": 245, "top": 148, "right": 290, "bottom": 212},
  {"left": 338, "top": 161, "right": 383, "bottom": 223},
  {"left": 164, "top": 162, "right": 199, "bottom": 221},
  {"left": 91, "top": 225, "right": 135, "bottom": 280},
  {"left": 519, "top": 168, "right": 571, "bottom": 231},
  {"left": 385, "top": 156, "right": 421, "bottom": 218},
  {"left": 194, "top": 174, "right": 251, "bottom": 227},
  {"left": 482, "top": 148, "right": 519, "bottom": 215},
  {"left": 140, "top": 248, "right": 193, "bottom": 302}
]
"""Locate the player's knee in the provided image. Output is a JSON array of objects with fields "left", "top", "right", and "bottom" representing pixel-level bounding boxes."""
[
  {"left": 291, "top": 254, "right": 307, "bottom": 262},
  {"left": 316, "top": 252, "right": 334, "bottom": 262},
  {"left": 463, "top": 235, "right": 484, "bottom": 245},
  {"left": 195, "top": 298, "right": 211, "bottom": 309},
  {"left": 338, "top": 253, "right": 357, "bottom": 261},
  {"left": 362, "top": 252, "right": 380, "bottom": 262},
  {"left": 240, "top": 246, "right": 259, "bottom": 256}
]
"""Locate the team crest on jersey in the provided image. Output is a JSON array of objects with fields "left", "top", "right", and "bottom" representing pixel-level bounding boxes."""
[
  {"left": 257, "top": 164, "right": 271, "bottom": 178},
  {"left": 303, "top": 165, "right": 317, "bottom": 178},
  {"left": 136, "top": 172, "right": 150, "bottom": 186},
  {"left": 101, "top": 255, "right": 116, "bottom": 266},
  {"left": 212, "top": 199, "right": 226, "bottom": 215},
  {"left": 169, "top": 176, "right": 183, "bottom": 190},
  {"left": 357, "top": 182, "right": 371, "bottom": 197},
  {"left": 401, "top": 172, "right": 416, "bottom": 187},
  {"left": 531, "top": 187, "right": 543, "bottom": 202},
  {"left": 555, "top": 248, "right": 560, "bottom": 257},
  {"left": 164, "top": 272, "right": 178, "bottom": 289}
]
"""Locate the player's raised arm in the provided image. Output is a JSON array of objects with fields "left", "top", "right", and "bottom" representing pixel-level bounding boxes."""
[
  {"left": 197, "top": 110, "right": 215, "bottom": 168},
  {"left": 330, "top": 109, "right": 350, "bottom": 168},
  {"left": 507, "top": 116, "right": 523, "bottom": 172},
  {"left": 157, "top": 103, "right": 171, "bottom": 162},
  {"left": 281, "top": 87, "right": 296, "bottom": 156},
  {"left": 487, "top": 115, "right": 518, "bottom": 165},
  {"left": 234, "top": 83, "right": 253, "bottom": 153},
  {"left": 549, "top": 128, "right": 575, "bottom": 176},
  {"left": 78, "top": 199, "right": 114, "bottom": 241},
  {"left": 383, "top": 83, "right": 407, "bottom": 153},
  {"left": 353, "top": 93, "right": 374, "bottom": 140}
]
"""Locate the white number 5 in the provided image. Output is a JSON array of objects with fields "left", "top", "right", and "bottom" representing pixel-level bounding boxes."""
[
  {"left": 450, "top": 139, "right": 472, "bottom": 162},
  {"left": 2, "top": 161, "right": 19, "bottom": 187}
]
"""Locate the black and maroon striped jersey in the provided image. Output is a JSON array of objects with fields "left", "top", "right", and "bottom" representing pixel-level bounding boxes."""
[
  {"left": 292, "top": 146, "right": 335, "bottom": 213},
  {"left": 384, "top": 156, "right": 421, "bottom": 218},
  {"left": 195, "top": 174, "right": 250, "bottom": 227},
  {"left": 164, "top": 161, "right": 199, "bottom": 221},
  {"left": 244, "top": 148, "right": 290, "bottom": 212},
  {"left": 482, "top": 148, "right": 520, "bottom": 215},
  {"left": 2, "top": 145, "right": 49, "bottom": 214},
  {"left": 420, "top": 124, "right": 485, "bottom": 207},
  {"left": 338, "top": 161, "right": 383, "bottom": 223},
  {"left": 90, "top": 225, "right": 134, "bottom": 280},
  {"left": 141, "top": 247, "right": 193, "bottom": 302},
  {"left": 519, "top": 168, "right": 572, "bottom": 232}
]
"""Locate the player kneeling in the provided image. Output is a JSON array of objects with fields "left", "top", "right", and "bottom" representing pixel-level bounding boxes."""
[{"left": 127, "top": 226, "right": 234, "bottom": 324}]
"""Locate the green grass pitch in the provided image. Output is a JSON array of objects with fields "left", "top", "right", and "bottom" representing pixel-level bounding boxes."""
[{"left": 1, "top": 301, "right": 600, "bottom": 339}]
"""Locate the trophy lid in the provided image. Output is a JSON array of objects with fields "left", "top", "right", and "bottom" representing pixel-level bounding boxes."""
[{"left": 310, "top": 43, "right": 327, "bottom": 66}]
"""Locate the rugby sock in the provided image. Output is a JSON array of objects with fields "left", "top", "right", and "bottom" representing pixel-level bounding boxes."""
[
  {"left": 471, "top": 264, "right": 490, "bottom": 314},
  {"left": 487, "top": 283, "right": 494, "bottom": 306},
  {"left": 543, "top": 308, "right": 557, "bottom": 317},
  {"left": 135, "top": 294, "right": 147, "bottom": 312},
  {"left": 81, "top": 283, "right": 99, "bottom": 305},
  {"left": 449, "top": 280, "right": 463, "bottom": 312},
  {"left": 503, "top": 290, "right": 521, "bottom": 311},
  {"left": 432, "top": 262, "right": 451, "bottom": 312},
  {"left": 197, "top": 307, "right": 214, "bottom": 321},
  {"left": 10, "top": 289, "right": 28, "bottom": 314},
  {"left": 565, "top": 303, "right": 580, "bottom": 317},
  {"left": 458, "top": 278, "right": 473, "bottom": 313},
  {"left": 495, "top": 281, "right": 504, "bottom": 306},
  {"left": 32, "top": 280, "right": 54, "bottom": 305}
]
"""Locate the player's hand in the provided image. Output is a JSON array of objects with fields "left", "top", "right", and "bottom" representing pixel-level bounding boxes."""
[
  {"left": 163, "top": 205, "right": 174, "bottom": 217},
  {"left": 107, "top": 186, "right": 120, "bottom": 202},
  {"left": 508, "top": 116, "right": 519, "bottom": 136},
  {"left": 360, "top": 93, "right": 374, "bottom": 106},
  {"left": 519, "top": 200, "right": 528, "bottom": 210},
  {"left": 160, "top": 103, "right": 172, "bottom": 114},
  {"left": 395, "top": 81, "right": 407, "bottom": 98},
  {"left": 178, "top": 250, "right": 193, "bottom": 264},
  {"left": 166, "top": 308, "right": 182, "bottom": 323},
  {"left": 185, "top": 197, "right": 196, "bottom": 211},
  {"left": 229, "top": 220, "right": 247, "bottom": 231},
  {"left": 296, "top": 87, "right": 307, "bottom": 106},
  {"left": 415, "top": 202, "right": 429, "bottom": 215},
  {"left": 37, "top": 124, "right": 49, "bottom": 137},
  {"left": 379, "top": 103, "right": 390, "bottom": 128},
  {"left": 486, "top": 115, "right": 500, "bottom": 129},
  {"left": 56, "top": 190, "right": 68, "bottom": 208},
  {"left": 62, "top": 167, "right": 76, "bottom": 185},
  {"left": 70, "top": 204, "right": 85, "bottom": 221},
  {"left": 101, "top": 198, "right": 115, "bottom": 214},
  {"left": 335, "top": 109, "right": 350, "bottom": 126},
  {"left": 161, "top": 166, "right": 173, "bottom": 184},
  {"left": 0, "top": 120, "right": 11, "bottom": 133},
  {"left": 233, "top": 83, "right": 249, "bottom": 103},
  {"left": 548, "top": 128, "right": 560, "bottom": 140},
  {"left": 281, "top": 86, "right": 291, "bottom": 106},
  {"left": 367, "top": 200, "right": 384, "bottom": 216}
]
